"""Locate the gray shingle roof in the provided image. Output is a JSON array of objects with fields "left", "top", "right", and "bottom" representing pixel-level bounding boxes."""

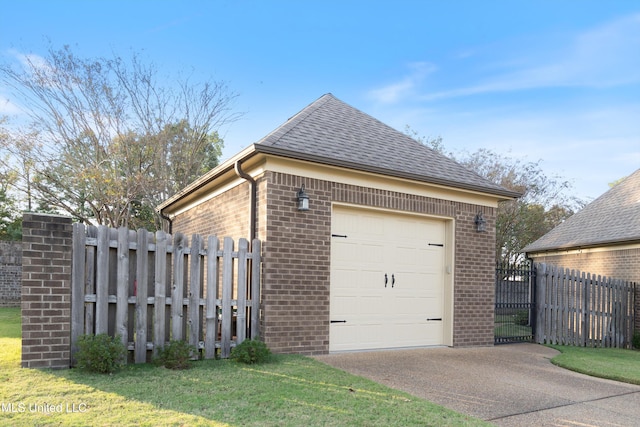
[
  {"left": 253, "top": 94, "right": 519, "bottom": 198},
  {"left": 524, "top": 168, "right": 640, "bottom": 252}
]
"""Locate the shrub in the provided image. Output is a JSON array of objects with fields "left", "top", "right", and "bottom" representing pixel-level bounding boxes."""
[
  {"left": 514, "top": 310, "right": 529, "bottom": 326},
  {"left": 155, "top": 340, "right": 197, "bottom": 369},
  {"left": 633, "top": 332, "right": 640, "bottom": 350},
  {"left": 230, "top": 339, "right": 271, "bottom": 364},
  {"left": 75, "top": 334, "right": 126, "bottom": 374}
]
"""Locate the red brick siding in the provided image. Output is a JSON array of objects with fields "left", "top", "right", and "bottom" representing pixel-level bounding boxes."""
[
  {"left": 530, "top": 248, "right": 640, "bottom": 334},
  {"left": 21, "top": 213, "right": 73, "bottom": 369}
]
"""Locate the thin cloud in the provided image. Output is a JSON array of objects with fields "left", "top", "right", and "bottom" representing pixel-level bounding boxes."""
[
  {"left": 7, "top": 49, "right": 51, "bottom": 74},
  {"left": 367, "top": 62, "right": 436, "bottom": 104},
  {"left": 421, "top": 13, "right": 640, "bottom": 101},
  {"left": 0, "top": 96, "right": 21, "bottom": 115}
]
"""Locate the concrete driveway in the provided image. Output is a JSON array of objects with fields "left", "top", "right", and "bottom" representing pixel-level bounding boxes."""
[{"left": 314, "top": 343, "right": 640, "bottom": 426}]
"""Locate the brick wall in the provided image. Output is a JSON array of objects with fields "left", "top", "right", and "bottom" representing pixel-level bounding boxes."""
[
  {"left": 530, "top": 248, "right": 640, "bottom": 334},
  {"left": 0, "top": 241, "right": 22, "bottom": 307},
  {"left": 172, "top": 183, "right": 252, "bottom": 241},
  {"left": 172, "top": 170, "right": 498, "bottom": 354},
  {"left": 262, "top": 173, "right": 332, "bottom": 354},
  {"left": 21, "top": 213, "right": 73, "bottom": 369},
  {"left": 453, "top": 208, "right": 496, "bottom": 347}
]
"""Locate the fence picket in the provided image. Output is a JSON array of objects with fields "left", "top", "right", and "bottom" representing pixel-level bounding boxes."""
[
  {"left": 220, "top": 237, "right": 234, "bottom": 359},
  {"left": 154, "top": 230, "right": 168, "bottom": 355},
  {"left": 236, "top": 238, "right": 248, "bottom": 344},
  {"left": 535, "top": 263, "right": 546, "bottom": 344},
  {"left": 172, "top": 233, "right": 187, "bottom": 341},
  {"left": 251, "top": 239, "right": 261, "bottom": 339},
  {"left": 70, "top": 225, "right": 261, "bottom": 364},
  {"left": 188, "top": 234, "right": 203, "bottom": 350},
  {"left": 116, "top": 227, "right": 129, "bottom": 348},
  {"left": 205, "top": 236, "right": 220, "bottom": 359},
  {"left": 134, "top": 229, "right": 149, "bottom": 363},
  {"left": 71, "top": 223, "right": 86, "bottom": 360},
  {"left": 95, "top": 226, "right": 110, "bottom": 334}
]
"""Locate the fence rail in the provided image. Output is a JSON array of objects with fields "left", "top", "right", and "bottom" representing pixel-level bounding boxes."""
[
  {"left": 71, "top": 224, "right": 261, "bottom": 364},
  {"left": 535, "top": 263, "right": 635, "bottom": 348}
]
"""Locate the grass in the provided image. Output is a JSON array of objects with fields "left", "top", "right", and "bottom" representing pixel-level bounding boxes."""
[
  {"left": 549, "top": 344, "right": 640, "bottom": 386},
  {"left": 494, "top": 313, "right": 532, "bottom": 338},
  {"left": 0, "top": 308, "right": 488, "bottom": 426}
]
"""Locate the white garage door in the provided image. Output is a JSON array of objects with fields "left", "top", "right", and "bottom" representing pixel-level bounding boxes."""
[{"left": 330, "top": 205, "right": 447, "bottom": 352}]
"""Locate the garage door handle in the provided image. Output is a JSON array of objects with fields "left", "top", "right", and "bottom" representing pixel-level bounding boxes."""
[
  {"left": 426, "top": 318, "right": 442, "bottom": 321},
  {"left": 392, "top": 274, "right": 395, "bottom": 288},
  {"left": 330, "top": 320, "right": 347, "bottom": 323},
  {"left": 384, "top": 274, "right": 388, "bottom": 287}
]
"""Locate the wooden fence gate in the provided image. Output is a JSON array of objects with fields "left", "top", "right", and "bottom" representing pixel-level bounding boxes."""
[
  {"left": 71, "top": 224, "right": 261, "bottom": 364},
  {"left": 534, "top": 263, "right": 636, "bottom": 348}
]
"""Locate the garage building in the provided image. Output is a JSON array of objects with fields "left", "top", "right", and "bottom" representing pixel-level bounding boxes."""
[{"left": 158, "top": 94, "right": 518, "bottom": 354}]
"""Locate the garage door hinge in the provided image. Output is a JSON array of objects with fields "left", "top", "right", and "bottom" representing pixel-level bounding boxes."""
[{"left": 331, "top": 234, "right": 348, "bottom": 238}]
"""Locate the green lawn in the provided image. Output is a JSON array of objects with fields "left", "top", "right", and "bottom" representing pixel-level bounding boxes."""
[
  {"left": 0, "top": 308, "right": 488, "bottom": 426},
  {"left": 549, "top": 344, "right": 640, "bottom": 385}
]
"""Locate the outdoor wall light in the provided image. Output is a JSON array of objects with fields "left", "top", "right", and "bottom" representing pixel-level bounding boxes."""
[
  {"left": 475, "top": 212, "right": 487, "bottom": 233},
  {"left": 297, "top": 184, "right": 309, "bottom": 211}
]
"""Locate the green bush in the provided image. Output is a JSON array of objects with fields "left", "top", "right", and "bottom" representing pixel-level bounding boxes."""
[
  {"left": 75, "top": 334, "right": 127, "bottom": 374},
  {"left": 155, "top": 340, "right": 197, "bottom": 369},
  {"left": 514, "top": 310, "right": 529, "bottom": 326},
  {"left": 633, "top": 332, "right": 640, "bottom": 350},
  {"left": 230, "top": 339, "right": 271, "bottom": 364}
]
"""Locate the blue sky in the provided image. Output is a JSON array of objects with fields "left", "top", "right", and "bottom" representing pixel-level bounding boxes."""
[{"left": 1, "top": 1, "right": 639, "bottom": 202}]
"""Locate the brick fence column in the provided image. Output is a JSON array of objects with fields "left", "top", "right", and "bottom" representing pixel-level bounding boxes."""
[{"left": 21, "top": 213, "right": 73, "bottom": 369}]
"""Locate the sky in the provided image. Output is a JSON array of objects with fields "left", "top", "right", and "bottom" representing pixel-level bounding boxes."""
[{"left": 1, "top": 0, "right": 639, "bottom": 203}]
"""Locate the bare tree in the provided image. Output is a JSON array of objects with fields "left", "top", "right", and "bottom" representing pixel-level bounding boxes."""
[
  {"left": 457, "top": 148, "right": 582, "bottom": 264},
  {"left": 0, "top": 45, "right": 240, "bottom": 229}
]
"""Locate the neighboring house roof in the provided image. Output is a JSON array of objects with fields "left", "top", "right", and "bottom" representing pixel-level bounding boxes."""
[
  {"left": 524, "top": 168, "right": 640, "bottom": 253},
  {"left": 160, "top": 93, "right": 519, "bottom": 211}
]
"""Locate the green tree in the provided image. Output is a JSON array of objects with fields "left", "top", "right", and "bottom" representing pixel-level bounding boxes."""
[
  {"left": 407, "top": 127, "right": 582, "bottom": 263},
  {"left": 0, "top": 171, "right": 22, "bottom": 241},
  {"left": 456, "top": 148, "right": 580, "bottom": 263},
  {"left": 0, "top": 45, "right": 239, "bottom": 230}
]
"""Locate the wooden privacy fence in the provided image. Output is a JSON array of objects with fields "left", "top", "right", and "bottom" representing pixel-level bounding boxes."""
[
  {"left": 71, "top": 224, "right": 261, "bottom": 363},
  {"left": 535, "top": 263, "right": 636, "bottom": 348}
]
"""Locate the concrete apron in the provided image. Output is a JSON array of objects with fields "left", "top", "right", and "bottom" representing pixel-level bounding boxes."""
[{"left": 314, "top": 343, "right": 640, "bottom": 426}]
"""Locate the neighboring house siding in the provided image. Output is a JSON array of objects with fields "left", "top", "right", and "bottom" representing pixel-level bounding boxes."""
[
  {"left": 0, "top": 241, "right": 22, "bottom": 307},
  {"left": 172, "top": 170, "right": 497, "bottom": 354},
  {"left": 528, "top": 248, "right": 640, "bottom": 333}
]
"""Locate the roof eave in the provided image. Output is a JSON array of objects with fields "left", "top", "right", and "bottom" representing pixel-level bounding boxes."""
[
  {"left": 157, "top": 144, "right": 258, "bottom": 212},
  {"left": 253, "top": 144, "right": 521, "bottom": 200},
  {"left": 525, "top": 236, "right": 640, "bottom": 255},
  {"left": 159, "top": 142, "right": 521, "bottom": 214}
]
